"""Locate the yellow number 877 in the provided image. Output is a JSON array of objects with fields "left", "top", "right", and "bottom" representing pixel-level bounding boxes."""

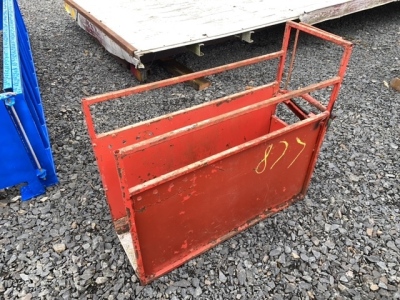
[{"left": 255, "top": 137, "right": 306, "bottom": 174}]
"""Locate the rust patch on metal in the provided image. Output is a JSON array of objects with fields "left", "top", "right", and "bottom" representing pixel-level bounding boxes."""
[
  {"left": 114, "top": 216, "right": 130, "bottom": 234},
  {"left": 136, "top": 206, "right": 146, "bottom": 213}
]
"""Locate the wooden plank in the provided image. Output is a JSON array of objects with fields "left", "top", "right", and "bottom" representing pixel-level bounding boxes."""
[{"left": 160, "top": 59, "right": 211, "bottom": 91}]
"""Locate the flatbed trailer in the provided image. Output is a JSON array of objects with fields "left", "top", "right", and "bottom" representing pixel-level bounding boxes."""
[{"left": 64, "top": 0, "right": 396, "bottom": 75}]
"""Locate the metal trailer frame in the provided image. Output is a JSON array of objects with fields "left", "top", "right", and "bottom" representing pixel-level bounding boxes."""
[{"left": 82, "top": 21, "right": 353, "bottom": 284}]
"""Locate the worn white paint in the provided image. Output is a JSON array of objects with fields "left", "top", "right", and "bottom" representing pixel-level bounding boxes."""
[{"left": 117, "top": 232, "right": 138, "bottom": 271}]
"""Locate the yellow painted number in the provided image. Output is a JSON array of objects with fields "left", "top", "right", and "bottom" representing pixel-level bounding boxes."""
[
  {"left": 255, "top": 137, "right": 307, "bottom": 174},
  {"left": 270, "top": 141, "right": 289, "bottom": 170},
  {"left": 255, "top": 144, "right": 273, "bottom": 174},
  {"left": 288, "top": 137, "right": 306, "bottom": 168}
]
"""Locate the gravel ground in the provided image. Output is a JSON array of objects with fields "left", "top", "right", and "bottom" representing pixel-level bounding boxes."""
[{"left": 1, "top": 1, "right": 399, "bottom": 299}]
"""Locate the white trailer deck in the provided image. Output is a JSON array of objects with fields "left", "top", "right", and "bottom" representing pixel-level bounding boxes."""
[{"left": 64, "top": 0, "right": 397, "bottom": 68}]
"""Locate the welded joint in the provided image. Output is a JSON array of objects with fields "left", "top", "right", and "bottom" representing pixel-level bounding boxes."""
[
  {"left": 186, "top": 43, "right": 204, "bottom": 56},
  {"left": 237, "top": 31, "right": 254, "bottom": 43}
]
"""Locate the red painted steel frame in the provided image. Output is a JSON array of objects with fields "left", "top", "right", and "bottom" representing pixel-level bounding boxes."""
[{"left": 82, "top": 21, "right": 353, "bottom": 284}]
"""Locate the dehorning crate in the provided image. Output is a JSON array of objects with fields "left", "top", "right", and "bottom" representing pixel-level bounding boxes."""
[{"left": 82, "top": 21, "right": 353, "bottom": 284}]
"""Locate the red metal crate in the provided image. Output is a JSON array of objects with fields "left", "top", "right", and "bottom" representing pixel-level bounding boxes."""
[{"left": 82, "top": 21, "right": 352, "bottom": 284}]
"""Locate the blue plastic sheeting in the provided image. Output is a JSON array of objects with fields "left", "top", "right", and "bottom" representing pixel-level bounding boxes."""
[{"left": 0, "top": 0, "right": 58, "bottom": 200}]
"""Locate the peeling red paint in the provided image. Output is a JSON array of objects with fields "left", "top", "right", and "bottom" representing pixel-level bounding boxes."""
[{"left": 181, "top": 240, "right": 188, "bottom": 249}]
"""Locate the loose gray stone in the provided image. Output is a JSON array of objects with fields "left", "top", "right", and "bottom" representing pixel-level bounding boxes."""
[
  {"left": 299, "top": 281, "right": 311, "bottom": 290},
  {"left": 285, "top": 283, "right": 296, "bottom": 293},
  {"left": 173, "top": 279, "right": 191, "bottom": 288},
  {"left": 219, "top": 270, "right": 227, "bottom": 283},
  {"left": 300, "top": 253, "right": 309, "bottom": 262},
  {"left": 51, "top": 190, "right": 62, "bottom": 200},
  {"left": 311, "top": 237, "right": 320, "bottom": 246},
  {"left": 96, "top": 277, "right": 108, "bottom": 285},
  {"left": 378, "top": 281, "right": 387, "bottom": 290},
  {"left": 377, "top": 262, "right": 387, "bottom": 270},
  {"left": 387, "top": 241, "right": 399, "bottom": 252},
  {"left": 370, "top": 284, "right": 379, "bottom": 291},
  {"left": 269, "top": 248, "right": 282, "bottom": 257},
  {"left": 365, "top": 256, "right": 380, "bottom": 263},
  {"left": 53, "top": 243, "right": 66, "bottom": 253},
  {"left": 292, "top": 252, "right": 300, "bottom": 259},
  {"left": 338, "top": 283, "right": 347, "bottom": 291},
  {"left": 20, "top": 274, "right": 30, "bottom": 281},
  {"left": 237, "top": 268, "right": 246, "bottom": 285},
  {"left": 284, "top": 274, "right": 296, "bottom": 283},
  {"left": 312, "top": 250, "right": 321, "bottom": 260},
  {"left": 20, "top": 294, "right": 33, "bottom": 300},
  {"left": 194, "top": 287, "right": 202, "bottom": 297},
  {"left": 113, "top": 278, "right": 124, "bottom": 293},
  {"left": 325, "top": 223, "right": 331, "bottom": 232},
  {"left": 244, "top": 260, "right": 252, "bottom": 268},
  {"left": 331, "top": 224, "right": 340, "bottom": 231},
  {"left": 192, "top": 278, "right": 200, "bottom": 288},
  {"left": 325, "top": 240, "right": 335, "bottom": 250}
]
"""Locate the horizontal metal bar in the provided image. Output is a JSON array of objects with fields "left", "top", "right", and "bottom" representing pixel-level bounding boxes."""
[
  {"left": 301, "top": 93, "right": 327, "bottom": 112},
  {"left": 121, "top": 76, "right": 339, "bottom": 157},
  {"left": 287, "top": 21, "right": 353, "bottom": 48},
  {"left": 279, "top": 91, "right": 328, "bottom": 112},
  {"left": 82, "top": 50, "right": 284, "bottom": 106},
  {"left": 125, "top": 109, "right": 329, "bottom": 196},
  {"left": 119, "top": 78, "right": 339, "bottom": 197},
  {"left": 97, "top": 82, "right": 279, "bottom": 139}
]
